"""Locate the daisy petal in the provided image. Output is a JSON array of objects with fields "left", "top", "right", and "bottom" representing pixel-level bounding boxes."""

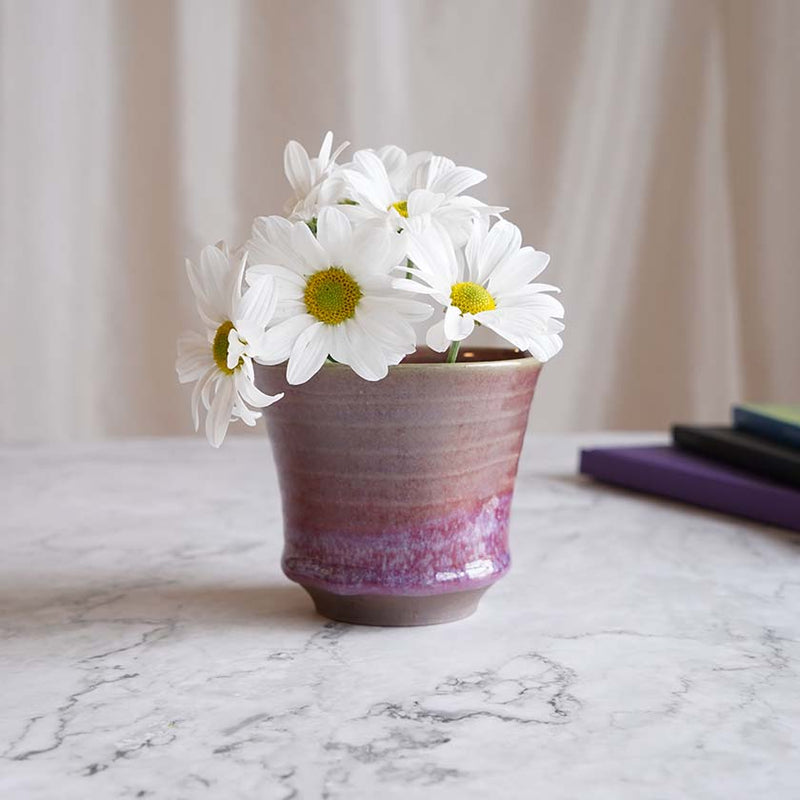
[
  {"left": 476, "top": 220, "right": 522, "bottom": 284},
  {"left": 527, "top": 334, "right": 563, "bottom": 362},
  {"left": 368, "top": 294, "right": 434, "bottom": 322},
  {"left": 415, "top": 155, "right": 453, "bottom": 189},
  {"left": 235, "top": 369, "right": 283, "bottom": 408},
  {"left": 352, "top": 150, "right": 394, "bottom": 208},
  {"left": 176, "top": 331, "right": 213, "bottom": 383},
  {"left": 356, "top": 304, "right": 416, "bottom": 352},
  {"left": 286, "top": 323, "right": 331, "bottom": 385},
  {"left": 227, "top": 328, "right": 246, "bottom": 370},
  {"left": 247, "top": 216, "right": 306, "bottom": 275},
  {"left": 406, "top": 223, "right": 459, "bottom": 285},
  {"left": 377, "top": 145, "right": 407, "bottom": 176},
  {"left": 235, "top": 274, "right": 277, "bottom": 327},
  {"left": 488, "top": 247, "right": 551, "bottom": 294},
  {"left": 190, "top": 368, "right": 216, "bottom": 431},
  {"left": 317, "top": 130, "right": 333, "bottom": 165},
  {"left": 200, "top": 245, "right": 232, "bottom": 305},
  {"left": 284, "top": 140, "right": 313, "bottom": 196},
  {"left": 185, "top": 258, "right": 220, "bottom": 327},
  {"left": 190, "top": 246, "right": 233, "bottom": 324},
  {"left": 260, "top": 314, "right": 316, "bottom": 363},
  {"left": 429, "top": 207, "right": 479, "bottom": 248},
  {"left": 407, "top": 189, "right": 445, "bottom": 217},
  {"left": 497, "top": 290, "right": 565, "bottom": 318},
  {"left": 443, "top": 305, "right": 475, "bottom": 341},
  {"left": 228, "top": 252, "right": 247, "bottom": 314},
  {"left": 247, "top": 263, "right": 306, "bottom": 289},
  {"left": 201, "top": 372, "right": 217, "bottom": 411},
  {"left": 328, "top": 323, "right": 352, "bottom": 364},
  {"left": 341, "top": 169, "right": 389, "bottom": 213},
  {"left": 473, "top": 311, "right": 529, "bottom": 351},
  {"left": 326, "top": 325, "right": 365, "bottom": 379},
  {"left": 425, "top": 319, "right": 450, "bottom": 352},
  {"left": 429, "top": 162, "right": 487, "bottom": 198},
  {"left": 235, "top": 320, "right": 268, "bottom": 359},
  {"left": 335, "top": 199, "right": 378, "bottom": 224},
  {"left": 347, "top": 223, "right": 396, "bottom": 277},
  {"left": 232, "top": 400, "right": 261, "bottom": 426},
  {"left": 206, "top": 376, "right": 236, "bottom": 448},
  {"left": 391, "top": 278, "right": 440, "bottom": 295},
  {"left": 290, "top": 219, "right": 330, "bottom": 271},
  {"left": 316, "top": 206, "right": 352, "bottom": 265},
  {"left": 342, "top": 322, "right": 391, "bottom": 381},
  {"left": 401, "top": 150, "right": 434, "bottom": 192},
  {"left": 329, "top": 138, "right": 350, "bottom": 165},
  {"left": 465, "top": 214, "right": 489, "bottom": 269},
  {"left": 525, "top": 282, "right": 561, "bottom": 294}
]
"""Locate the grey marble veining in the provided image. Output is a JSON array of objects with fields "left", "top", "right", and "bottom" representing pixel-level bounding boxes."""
[{"left": 1, "top": 434, "right": 799, "bottom": 799}]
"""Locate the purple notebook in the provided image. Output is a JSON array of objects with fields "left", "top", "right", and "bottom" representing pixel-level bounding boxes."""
[{"left": 579, "top": 445, "right": 800, "bottom": 533}]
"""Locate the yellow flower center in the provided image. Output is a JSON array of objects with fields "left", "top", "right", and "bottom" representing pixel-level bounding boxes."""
[
  {"left": 304, "top": 267, "right": 363, "bottom": 325},
  {"left": 450, "top": 282, "right": 496, "bottom": 315},
  {"left": 212, "top": 320, "right": 241, "bottom": 374},
  {"left": 389, "top": 200, "right": 408, "bottom": 218}
]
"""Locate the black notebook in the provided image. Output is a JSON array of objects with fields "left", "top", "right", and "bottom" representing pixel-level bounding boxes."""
[{"left": 672, "top": 424, "right": 800, "bottom": 490}]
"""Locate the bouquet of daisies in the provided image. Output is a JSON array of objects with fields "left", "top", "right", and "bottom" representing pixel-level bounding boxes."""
[{"left": 176, "top": 132, "right": 565, "bottom": 447}]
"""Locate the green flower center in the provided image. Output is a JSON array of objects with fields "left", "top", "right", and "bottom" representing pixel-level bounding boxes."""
[
  {"left": 389, "top": 200, "right": 408, "bottom": 218},
  {"left": 304, "top": 267, "right": 363, "bottom": 325},
  {"left": 450, "top": 282, "right": 496, "bottom": 315},
  {"left": 212, "top": 320, "right": 241, "bottom": 374}
]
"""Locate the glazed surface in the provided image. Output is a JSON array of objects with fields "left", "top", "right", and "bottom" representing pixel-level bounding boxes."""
[
  {"left": 2, "top": 434, "right": 800, "bottom": 798},
  {"left": 257, "top": 355, "right": 540, "bottom": 595}
]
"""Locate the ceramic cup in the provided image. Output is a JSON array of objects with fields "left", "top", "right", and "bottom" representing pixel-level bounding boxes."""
[{"left": 255, "top": 347, "right": 541, "bottom": 626}]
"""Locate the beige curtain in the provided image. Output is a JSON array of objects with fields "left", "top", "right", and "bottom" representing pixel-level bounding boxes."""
[{"left": 2, "top": 0, "right": 798, "bottom": 441}]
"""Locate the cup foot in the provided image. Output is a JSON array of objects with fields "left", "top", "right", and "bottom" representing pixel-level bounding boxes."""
[{"left": 301, "top": 585, "right": 488, "bottom": 627}]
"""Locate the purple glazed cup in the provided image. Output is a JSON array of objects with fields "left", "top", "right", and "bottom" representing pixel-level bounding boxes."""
[{"left": 254, "top": 347, "right": 541, "bottom": 626}]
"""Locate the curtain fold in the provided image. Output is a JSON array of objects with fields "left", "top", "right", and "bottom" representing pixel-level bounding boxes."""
[{"left": 1, "top": 0, "right": 798, "bottom": 440}]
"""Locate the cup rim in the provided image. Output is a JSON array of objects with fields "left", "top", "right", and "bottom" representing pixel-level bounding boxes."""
[{"left": 324, "top": 346, "right": 541, "bottom": 371}]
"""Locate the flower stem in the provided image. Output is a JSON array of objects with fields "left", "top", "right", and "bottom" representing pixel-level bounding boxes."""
[
  {"left": 446, "top": 341, "right": 461, "bottom": 363},
  {"left": 405, "top": 257, "right": 415, "bottom": 280}
]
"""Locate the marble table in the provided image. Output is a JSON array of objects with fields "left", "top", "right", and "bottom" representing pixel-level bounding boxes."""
[{"left": 1, "top": 434, "right": 799, "bottom": 799}]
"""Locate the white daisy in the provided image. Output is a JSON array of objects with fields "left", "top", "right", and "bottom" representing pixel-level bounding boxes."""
[
  {"left": 340, "top": 147, "right": 506, "bottom": 245},
  {"left": 246, "top": 206, "right": 433, "bottom": 384},
  {"left": 175, "top": 243, "right": 284, "bottom": 447},
  {"left": 395, "top": 219, "right": 565, "bottom": 362},
  {"left": 283, "top": 130, "right": 350, "bottom": 223}
]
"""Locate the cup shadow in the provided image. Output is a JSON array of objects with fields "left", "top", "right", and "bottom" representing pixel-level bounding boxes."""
[
  {"left": 0, "top": 578, "right": 322, "bottom": 628},
  {"left": 151, "top": 582, "right": 318, "bottom": 624}
]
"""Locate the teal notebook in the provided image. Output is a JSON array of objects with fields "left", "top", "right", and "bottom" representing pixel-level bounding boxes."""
[{"left": 733, "top": 404, "right": 800, "bottom": 449}]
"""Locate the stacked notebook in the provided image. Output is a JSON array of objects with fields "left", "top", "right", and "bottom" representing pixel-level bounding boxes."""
[{"left": 579, "top": 404, "right": 800, "bottom": 532}]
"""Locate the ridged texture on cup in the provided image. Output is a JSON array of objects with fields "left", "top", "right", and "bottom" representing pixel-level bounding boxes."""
[{"left": 255, "top": 348, "right": 541, "bottom": 597}]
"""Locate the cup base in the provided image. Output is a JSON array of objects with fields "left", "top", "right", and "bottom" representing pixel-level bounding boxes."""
[{"left": 302, "top": 585, "right": 489, "bottom": 627}]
